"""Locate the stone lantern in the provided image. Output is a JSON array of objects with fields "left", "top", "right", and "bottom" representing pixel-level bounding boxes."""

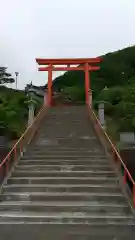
[
  {"left": 98, "top": 100, "right": 106, "bottom": 128},
  {"left": 25, "top": 83, "right": 37, "bottom": 126}
]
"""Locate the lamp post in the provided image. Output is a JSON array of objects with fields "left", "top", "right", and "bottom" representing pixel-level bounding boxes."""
[{"left": 15, "top": 72, "right": 19, "bottom": 89}]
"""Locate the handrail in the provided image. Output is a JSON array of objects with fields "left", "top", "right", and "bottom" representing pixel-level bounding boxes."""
[
  {"left": 88, "top": 106, "right": 135, "bottom": 206},
  {"left": 0, "top": 108, "right": 43, "bottom": 168},
  {"left": 92, "top": 109, "right": 135, "bottom": 184},
  {"left": 0, "top": 106, "right": 47, "bottom": 184}
]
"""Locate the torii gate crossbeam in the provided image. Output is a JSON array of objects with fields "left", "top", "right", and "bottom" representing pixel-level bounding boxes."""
[{"left": 36, "top": 58, "right": 101, "bottom": 106}]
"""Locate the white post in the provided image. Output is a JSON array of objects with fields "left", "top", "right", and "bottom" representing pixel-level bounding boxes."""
[
  {"left": 98, "top": 102, "right": 105, "bottom": 128},
  {"left": 88, "top": 89, "right": 92, "bottom": 107},
  {"left": 28, "top": 101, "right": 35, "bottom": 126}
]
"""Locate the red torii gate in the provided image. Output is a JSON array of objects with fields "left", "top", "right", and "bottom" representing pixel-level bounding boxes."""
[{"left": 36, "top": 58, "right": 101, "bottom": 106}]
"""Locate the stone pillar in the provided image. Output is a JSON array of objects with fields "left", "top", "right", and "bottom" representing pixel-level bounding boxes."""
[
  {"left": 28, "top": 101, "right": 35, "bottom": 126},
  {"left": 120, "top": 132, "right": 135, "bottom": 144},
  {"left": 25, "top": 84, "right": 37, "bottom": 126},
  {"left": 88, "top": 89, "right": 92, "bottom": 107},
  {"left": 98, "top": 102, "right": 105, "bottom": 127}
]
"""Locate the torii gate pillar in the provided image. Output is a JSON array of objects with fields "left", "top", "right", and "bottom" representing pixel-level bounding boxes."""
[
  {"left": 47, "top": 65, "right": 52, "bottom": 105},
  {"left": 85, "top": 63, "right": 90, "bottom": 105}
]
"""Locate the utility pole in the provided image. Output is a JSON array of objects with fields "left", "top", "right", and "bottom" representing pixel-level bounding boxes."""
[{"left": 15, "top": 72, "right": 19, "bottom": 89}]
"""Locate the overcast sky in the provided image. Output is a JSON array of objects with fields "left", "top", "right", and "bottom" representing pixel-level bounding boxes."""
[{"left": 0, "top": 0, "right": 135, "bottom": 89}]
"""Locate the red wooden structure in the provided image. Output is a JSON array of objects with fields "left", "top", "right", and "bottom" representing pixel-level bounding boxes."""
[{"left": 36, "top": 58, "right": 101, "bottom": 105}]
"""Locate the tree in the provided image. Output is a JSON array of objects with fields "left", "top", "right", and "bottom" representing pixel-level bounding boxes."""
[{"left": 0, "top": 67, "right": 15, "bottom": 84}]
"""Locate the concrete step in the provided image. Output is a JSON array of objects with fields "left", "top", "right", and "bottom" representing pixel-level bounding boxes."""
[
  {"left": 27, "top": 148, "right": 101, "bottom": 152},
  {"left": 11, "top": 170, "right": 116, "bottom": 178},
  {"left": 0, "top": 201, "right": 131, "bottom": 215},
  {"left": 37, "top": 138, "right": 98, "bottom": 142},
  {"left": 7, "top": 176, "right": 118, "bottom": 185},
  {"left": 3, "top": 184, "right": 121, "bottom": 194},
  {"left": 29, "top": 147, "right": 99, "bottom": 151},
  {"left": 21, "top": 154, "right": 105, "bottom": 160},
  {"left": 34, "top": 141, "right": 102, "bottom": 148},
  {"left": 18, "top": 159, "right": 108, "bottom": 166},
  {"left": 0, "top": 212, "right": 134, "bottom": 224},
  {"left": 15, "top": 164, "right": 113, "bottom": 171},
  {"left": 36, "top": 129, "right": 97, "bottom": 133},
  {"left": 0, "top": 192, "right": 126, "bottom": 203},
  {"left": 0, "top": 224, "right": 135, "bottom": 240},
  {"left": 25, "top": 151, "right": 104, "bottom": 157},
  {"left": 29, "top": 147, "right": 102, "bottom": 152}
]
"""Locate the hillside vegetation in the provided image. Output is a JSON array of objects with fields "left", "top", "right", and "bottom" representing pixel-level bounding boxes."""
[
  {"left": 0, "top": 86, "right": 28, "bottom": 139},
  {"left": 53, "top": 46, "right": 135, "bottom": 138},
  {"left": 0, "top": 86, "right": 42, "bottom": 140}
]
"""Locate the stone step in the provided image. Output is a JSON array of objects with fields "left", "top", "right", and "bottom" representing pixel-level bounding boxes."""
[
  {"left": 25, "top": 151, "right": 104, "bottom": 157},
  {"left": 27, "top": 148, "right": 101, "bottom": 152},
  {"left": 21, "top": 154, "right": 105, "bottom": 160},
  {"left": 1, "top": 192, "right": 126, "bottom": 203},
  {"left": 29, "top": 147, "right": 98, "bottom": 151},
  {"left": 37, "top": 127, "right": 95, "bottom": 131},
  {"left": 18, "top": 159, "right": 108, "bottom": 165},
  {"left": 11, "top": 170, "right": 116, "bottom": 178},
  {"left": 3, "top": 184, "right": 120, "bottom": 194},
  {"left": 0, "top": 224, "right": 135, "bottom": 240},
  {"left": 58, "top": 234, "right": 135, "bottom": 240},
  {"left": 7, "top": 176, "right": 118, "bottom": 185},
  {"left": 15, "top": 164, "right": 112, "bottom": 172},
  {"left": 0, "top": 201, "right": 130, "bottom": 215},
  {"left": 33, "top": 141, "right": 101, "bottom": 148},
  {"left": 36, "top": 138, "right": 100, "bottom": 144},
  {"left": 0, "top": 212, "right": 134, "bottom": 224}
]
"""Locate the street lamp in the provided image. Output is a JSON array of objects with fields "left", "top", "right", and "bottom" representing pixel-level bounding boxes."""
[{"left": 15, "top": 72, "right": 19, "bottom": 89}]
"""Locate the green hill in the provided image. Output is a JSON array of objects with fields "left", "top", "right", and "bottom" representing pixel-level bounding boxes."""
[
  {"left": 53, "top": 46, "right": 135, "bottom": 96},
  {"left": 52, "top": 45, "right": 135, "bottom": 139}
]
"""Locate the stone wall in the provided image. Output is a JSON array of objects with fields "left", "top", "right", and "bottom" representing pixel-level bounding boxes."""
[{"left": 120, "top": 148, "right": 135, "bottom": 181}]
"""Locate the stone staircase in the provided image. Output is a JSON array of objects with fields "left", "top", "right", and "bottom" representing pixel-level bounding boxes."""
[{"left": 0, "top": 106, "right": 135, "bottom": 239}]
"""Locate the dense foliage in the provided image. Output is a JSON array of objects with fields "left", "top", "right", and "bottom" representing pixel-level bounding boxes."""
[
  {"left": 0, "top": 85, "right": 42, "bottom": 139},
  {"left": 0, "top": 86, "right": 28, "bottom": 139},
  {"left": 0, "top": 67, "right": 15, "bottom": 84},
  {"left": 0, "top": 66, "right": 43, "bottom": 139}
]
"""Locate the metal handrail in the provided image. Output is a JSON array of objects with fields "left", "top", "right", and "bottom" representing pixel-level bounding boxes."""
[
  {"left": 0, "top": 106, "right": 47, "bottom": 184},
  {"left": 88, "top": 107, "right": 135, "bottom": 206}
]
